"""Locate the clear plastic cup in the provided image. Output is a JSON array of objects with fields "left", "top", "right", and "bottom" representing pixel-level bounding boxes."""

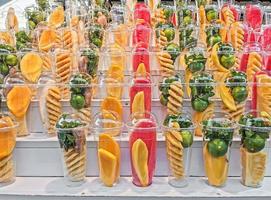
[
  {"left": 132, "top": 23, "right": 152, "bottom": 48},
  {"left": 0, "top": 113, "right": 18, "bottom": 186},
  {"left": 0, "top": 48, "right": 18, "bottom": 81},
  {"left": 162, "top": 113, "right": 195, "bottom": 187},
  {"left": 132, "top": 43, "right": 150, "bottom": 73},
  {"left": 155, "top": 25, "right": 177, "bottom": 49},
  {"left": 24, "top": 6, "right": 47, "bottom": 31},
  {"left": 201, "top": 117, "right": 236, "bottom": 187},
  {"left": 239, "top": 111, "right": 271, "bottom": 188},
  {"left": 177, "top": 5, "right": 196, "bottom": 27},
  {"left": 56, "top": 114, "right": 88, "bottom": 186},
  {"left": 133, "top": 4, "right": 151, "bottom": 25},
  {"left": 92, "top": 111, "right": 123, "bottom": 187},
  {"left": 84, "top": 25, "right": 105, "bottom": 49},
  {"left": 127, "top": 112, "right": 157, "bottom": 187}
]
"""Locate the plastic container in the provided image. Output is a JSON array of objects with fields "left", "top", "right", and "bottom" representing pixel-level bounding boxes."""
[
  {"left": 179, "top": 25, "right": 199, "bottom": 51},
  {"left": 84, "top": 25, "right": 105, "bottom": 49},
  {"left": 0, "top": 113, "right": 18, "bottom": 186},
  {"left": 162, "top": 113, "right": 195, "bottom": 187},
  {"left": 36, "top": 27, "right": 61, "bottom": 52},
  {"left": 92, "top": 111, "right": 123, "bottom": 187},
  {"left": 239, "top": 111, "right": 271, "bottom": 188},
  {"left": 132, "top": 42, "right": 150, "bottom": 73},
  {"left": 201, "top": 116, "right": 235, "bottom": 187},
  {"left": 155, "top": 25, "right": 177, "bottom": 49},
  {"left": 127, "top": 112, "right": 157, "bottom": 187},
  {"left": 177, "top": 5, "right": 196, "bottom": 27},
  {"left": 56, "top": 114, "right": 88, "bottom": 186},
  {"left": 105, "top": 24, "right": 131, "bottom": 50},
  {"left": 132, "top": 23, "right": 152, "bottom": 47},
  {"left": 133, "top": 3, "right": 151, "bottom": 25},
  {"left": 24, "top": 6, "right": 47, "bottom": 31}
]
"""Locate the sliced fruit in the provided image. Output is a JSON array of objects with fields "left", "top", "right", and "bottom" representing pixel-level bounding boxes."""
[
  {"left": 101, "top": 97, "right": 123, "bottom": 120},
  {"left": 106, "top": 65, "right": 124, "bottom": 99},
  {"left": 99, "top": 133, "right": 120, "bottom": 179},
  {"left": 132, "top": 139, "right": 149, "bottom": 187},
  {"left": 255, "top": 74, "right": 271, "bottom": 115},
  {"left": 114, "top": 24, "right": 128, "bottom": 48},
  {"left": 7, "top": 86, "right": 32, "bottom": 118},
  {"left": 0, "top": 116, "right": 16, "bottom": 158},
  {"left": 203, "top": 143, "right": 228, "bottom": 187},
  {"left": 132, "top": 43, "right": 150, "bottom": 73},
  {"left": 38, "top": 29, "right": 57, "bottom": 52},
  {"left": 0, "top": 31, "right": 14, "bottom": 46},
  {"left": 211, "top": 44, "right": 230, "bottom": 73},
  {"left": 101, "top": 109, "right": 118, "bottom": 129},
  {"left": 185, "top": 69, "right": 192, "bottom": 98},
  {"left": 132, "top": 91, "right": 145, "bottom": 117},
  {"left": 109, "top": 44, "right": 125, "bottom": 70},
  {"left": 48, "top": 6, "right": 64, "bottom": 28},
  {"left": 136, "top": 63, "right": 147, "bottom": 77},
  {"left": 98, "top": 149, "right": 117, "bottom": 187},
  {"left": 20, "top": 52, "right": 43, "bottom": 83}
]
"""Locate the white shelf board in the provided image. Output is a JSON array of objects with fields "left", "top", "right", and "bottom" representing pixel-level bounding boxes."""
[{"left": 0, "top": 177, "right": 271, "bottom": 200}]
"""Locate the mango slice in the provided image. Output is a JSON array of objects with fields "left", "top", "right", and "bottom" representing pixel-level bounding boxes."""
[
  {"left": 38, "top": 29, "right": 57, "bottom": 52},
  {"left": 106, "top": 65, "right": 124, "bottom": 99},
  {"left": 7, "top": 86, "right": 32, "bottom": 118},
  {"left": 98, "top": 149, "right": 117, "bottom": 187},
  {"left": 132, "top": 91, "right": 145, "bottom": 117},
  {"left": 99, "top": 133, "right": 121, "bottom": 179},
  {"left": 48, "top": 6, "right": 64, "bottom": 28},
  {"left": 203, "top": 144, "right": 228, "bottom": 187},
  {"left": 132, "top": 139, "right": 149, "bottom": 186},
  {"left": 20, "top": 53, "right": 43, "bottom": 83},
  {"left": 101, "top": 97, "right": 123, "bottom": 120},
  {"left": 136, "top": 63, "right": 147, "bottom": 77}
]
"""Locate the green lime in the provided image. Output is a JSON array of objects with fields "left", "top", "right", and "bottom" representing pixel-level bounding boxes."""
[
  {"left": 209, "top": 35, "right": 221, "bottom": 46},
  {"left": 220, "top": 54, "right": 236, "bottom": 69},
  {"left": 183, "top": 16, "right": 192, "bottom": 25},
  {"left": 164, "top": 28, "right": 175, "bottom": 42},
  {"left": 192, "top": 98, "right": 208, "bottom": 112},
  {"left": 5, "top": 54, "right": 18, "bottom": 66},
  {"left": 92, "top": 38, "right": 102, "bottom": 48},
  {"left": 180, "top": 130, "right": 193, "bottom": 148},
  {"left": 244, "top": 134, "right": 266, "bottom": 153},
  {"left": 70, "top": 94, "right": 85, "bottom": 110},
  {"left": 232, "top": 86, "right": 248, "bottom": 103},
  {"left": 28, "top": 20, "right": 36, "bottom": 30},
  {"left": 0, "top": 63, "right": 9, "bottom": 76},
  {"left": 207, "top": 139, "right": 228, "bottom": 157},
  {"left": 206, "top": 10, "right": 218, "bottom": 22}
]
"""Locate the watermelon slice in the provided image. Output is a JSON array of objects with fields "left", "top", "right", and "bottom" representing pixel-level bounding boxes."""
[
  {"left": 129, "top": 118, "right": 157, "bottom": 186},
  {"left": 134, "top": 3, "right": 151, "bottom": 25},
  {"left": 133, "top": 43, "right": 150, "bottom": 72},
  {"left": 240, "top": 53, "right": 249, "bottom": 72},
  {"left": 132, "top": 23, "right": 151, "bottom": 46},
  {"left": 130, "top": 78, "right": 152, "bottom": 115},
  {"left": 245, "top": 4, "right": 263, "bottom": 29}
]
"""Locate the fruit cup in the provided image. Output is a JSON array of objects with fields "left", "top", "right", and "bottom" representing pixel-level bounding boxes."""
[
  {"left": 177, "top": 5, "right": 196, "bottom": 27},
  {"left": 133, "top": 3, "right": 151, "bottom": 25},
  {"left": 179, "top": 25, "right": 199, "bottom": 51},
  {"left": 84, "top": 25, "right": 105, "bottom": 49},
  {"left": 130, "top": 71, "right": 152, "bottom": 117},
  {"left": 0, "top": 47, "right": 18, "bottom": 81},
  {"left": 89, "top": 7, "right": 110, "bottom": 28},
  {"left": 56, "top": 113, "right": 88, "bottom": 186},
  {"left": 162, "top": 113, "right": 195, "bottom": 187},
  {"left": 239, "top": 111, "right": 271, "bottom": 188},
  {"left": 204, "top": 24, "right": 225, "bottom": 49},
  {"left": 0, "top": 113, "right": 18, "bottom": 186},
  {"left": 157, "top": 3, "right": 176, "bottom": 26},
  {"left": 189, "top": 72, "right": 215, "bottom": 136},
  {"left": 24, "top": 6, "right": 47, "bottom": 31},
  {"left": 159, "top": 73, "right": 184, "bottom": 115},
  {"left": 127, "top": 112, "right": 157, "bottom": 187},
  {"left": 92, "top": 111, "right": 123, "bottom": 186},
  {"left": 110, "top": 5, "right": 126, "bottom": 25},
  {"left": 132, "top": 42, "right": 150, "bottom": 73},
  {"left": 155, "top": 24, "right": 177, "bottom": 50},
  {"left": 201, "top": 116, "right": 235, "bottom": 187},
  {"left": 69, "top": 73, "right": 92, "bottom": 125},
  {"left": 244, "top": 3, "right": 263, "bottom": 30},
  {"left": 132, "top": 22, "right": 152, "bottom": 47}
]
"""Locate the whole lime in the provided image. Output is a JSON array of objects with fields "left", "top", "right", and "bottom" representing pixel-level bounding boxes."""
[
  {"left": 207, "top": 139, "right": 228, "bottom": 157},
  {"left": 180, "top": 130, "right": 193, "bottom": 148},
  {"left": 244, "top": 134, "right": 265, "bottom": 153}
]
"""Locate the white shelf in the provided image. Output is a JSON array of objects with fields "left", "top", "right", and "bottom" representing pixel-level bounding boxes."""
[{"left": 0, "top": 177, "right": 271, "bottom": 200}]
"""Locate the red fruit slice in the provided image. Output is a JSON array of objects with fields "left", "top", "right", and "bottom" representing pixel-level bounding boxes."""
[
  {"left": 240, "top": 53, "right": 249, "bottom": 72},
  {"left": 245, "top": 4, "right": 262, "bottom": 29},
  {"left": 171, "top": 13, "right": 177, "bottom": 27},
  {"left": 133, "top": 43, "right": 150, "bottom": 72},
  {"left": 264, "top": 54, "right": 271, "bottom": 71},
  {"left": 134, "top": 3, "right": 151, "bottom": 25},
  {"left": 132, "top": 23, "right": 151, "bottom": 46},
  {"left": 130, "top": 78, "right": 152, "bottom": 115},
  {"left": 129, "top": 119, "right": 157, "bottom": 186}
]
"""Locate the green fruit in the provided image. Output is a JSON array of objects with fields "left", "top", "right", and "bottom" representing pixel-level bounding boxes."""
[
  {"left": 183, "top": 16, "right": 192, "bottom": 25},
  {"left": 207, "top": 139, "right": 228, "bottom": 157},
  {"left": 192, "top": 98, "right": 208, "bottom": 112},
  {"left": 5, "top": 55, "right": 18, "bottom": 66},
  {"left": 164, "top": 28, "right": 175, "bottom": 42},
  {"left": 206, "top": 9, "right": 218, "bottom": 22},
  {"left": 220, "top": 54, "right": 236, "bottom": 69},
  {"left": 232, "top": 86, "right": 248, "bottom": 103},
  {"left": 244, "top": 134, "right": 265, "bottom": 153},
  {"left": 0, "top": 63, "right": 9, "bottom": 76},
  {"left": 70, "top": 94, "right": 85, "bottom": 110},
  {"left": 92, "top": 38, "right": 102, "bottom": 48},
  {"left": 160, "top": 94, "right": 168, "bottom": 106},
  {"left": 189, "top": 62, "right": 204, "bottom": 73},
  {"left": 209, "top": 35, "right": 221, "bottom": 46},
  {"left": 28, "top": 20, "right": 36, "bottom": 30},
  {"left": 180, "top": 130, "right": 193, "bottom": 148}
]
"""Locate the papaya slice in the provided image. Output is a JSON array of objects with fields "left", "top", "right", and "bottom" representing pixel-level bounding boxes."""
[
  {"left": 7, "top": 86, "right": 32, "bottom": 118},
  {"left": 20, "top": 52, "right": 43, "bottom": 83},
  {"left": 101, "top": 97, "right": 123, "bottom": 120},
  {"left": 39, "top": 29, "right": 57, "bottom": 52},
  {"left": 98, "top": 149, "right": 117, "bottom": 187},
  {"left": 211, "top": 44, "right": 230, "bottom": 73},
  {"left": 0, "top": 116, "right": 16, "bottom": 159},
  {"left": 99, "top": 133, "right": 121, "bottom": 179},
  {"left": 132, "top": 139, "right": 149, "bottom": 187},
  {"left": 132, "top": 91, "right": 145, "bottom": 117},
  {"left": 203, "top": 143, "right": 228, "bottom": 186},
  {"left": 48, "top": 6, "right": 65, "bottom": 28}
]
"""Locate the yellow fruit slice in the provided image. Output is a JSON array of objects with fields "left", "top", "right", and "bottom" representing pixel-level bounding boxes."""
[
  {"left": 106, "top": 65, "right": 124, "bottom": 99},
  {"left": 132, "top": 139, "right": 149, "bottom": 187},
  {"left": 211, "top": 44, "right": 230, "bottom": 73},
  {"left": 203, "top": 144, "right": 228, "bottom": 187},
  {"left": 20, "top": 52, "right": 43, "bottom": 83},
  {"left": 109, "top": 44, "right": 125, "bottom": 70},
  {"left": 48, "top": 6, "right": 64, "bottom": 28},
  {"left": 101, "top": 97, "right": 123, "bottom": 120},
  {"left": 256, "top": 74, "right": 271, "bottom": 115},
  {"left": 114, "top": 24, "right": 128, "bottom": 48},
  {"left": 38, "top": 29, "right": 57, "bottom": 52},
  {"left": 98, "top": 149, "right": 117, "bottom": 187},
  {"left": 0, "top": 31, "right": 14, "bottom": 46},
  {"left": 7, "top": 86, "right": 32, "bottom": 118},
  {"left": 136, "top": 63, "right": 147, "bottom": 77},
  {"left": 99, "top": 133, "right": 121, "bottom": 179},
  {"left": 132, "top": 91, "right": 145, "bottom": 117}
]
